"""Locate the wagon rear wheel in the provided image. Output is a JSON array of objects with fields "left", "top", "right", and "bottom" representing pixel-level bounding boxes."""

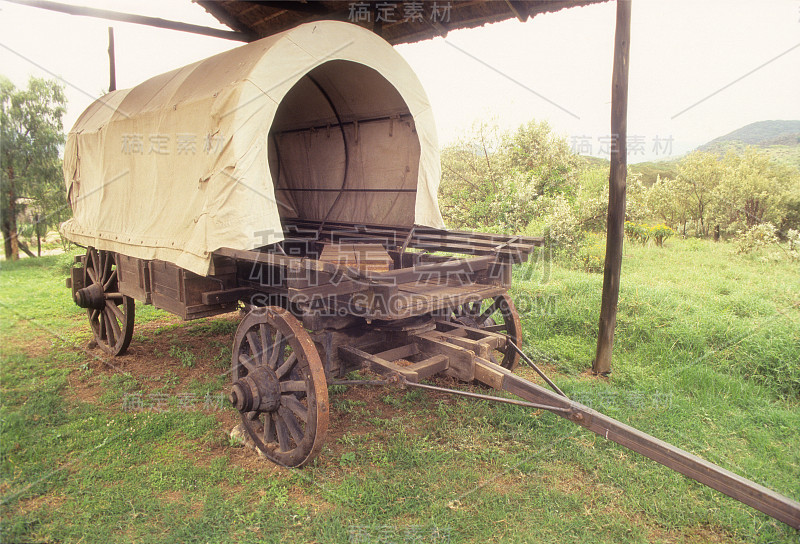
[
  {"left": 450, "top": 294, "right": 521, "bottom": 370},
  {"left": 76, "top": 248, "right": 135, "bottom": 356},
  {"left": 230, "top": 307, "right": 329, "bottom": 467}
]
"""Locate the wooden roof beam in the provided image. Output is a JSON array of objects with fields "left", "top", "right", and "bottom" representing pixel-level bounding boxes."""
[
  {"left": 5, "top": 0, "right": 253, "bottom": 41},
  {"left": 504, "top": 0, "right": 530, "bottom": 22}
]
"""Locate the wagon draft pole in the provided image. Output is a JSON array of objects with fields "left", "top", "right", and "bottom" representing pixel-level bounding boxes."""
[
  {"left": 38, "top": 2, "right": 800, "bottom": 532},
  {"left": 594, "top": 0, "right": 630, "bottom": 375}
]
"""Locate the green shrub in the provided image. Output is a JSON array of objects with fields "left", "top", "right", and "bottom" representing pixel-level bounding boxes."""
[
  {"left": 624, "top": 221, "right": 650, "bottom": 245},
  {"left": 575, "top": 232, "right": 606, "bottom": 273},
  {"left": 735, "top": 223, "right": 779, "bottom": 254},
  {"left": 649, "top": 224, "right": 675, "bottom": 247},
  {"left": 786, "top": 229, "right": 800, "bottom": 261},
  {"left": 169, "top": 345, "right": 196, "bottom": 368}
]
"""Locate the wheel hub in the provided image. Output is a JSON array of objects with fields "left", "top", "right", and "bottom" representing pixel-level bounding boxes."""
[
  {"left": 229, "top": 366, "right": 281, "bottom": 413},
  {"left": 74, "top": 283, "right": 106, "bottom": 310}
]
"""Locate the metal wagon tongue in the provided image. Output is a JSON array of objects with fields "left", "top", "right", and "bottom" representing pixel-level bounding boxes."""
[{"left": 335, "top": 322, "right": 800, "bottom": 530}]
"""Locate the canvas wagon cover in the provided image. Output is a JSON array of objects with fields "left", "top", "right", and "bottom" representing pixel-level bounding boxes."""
[{"left": 61, "top": 21, "right": 444, "bottom": 276}]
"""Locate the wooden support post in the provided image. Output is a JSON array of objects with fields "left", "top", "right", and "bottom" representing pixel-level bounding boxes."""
[
  {"left": 593, "top": 0, "right": 631, "bottom": 375},
  {"left": 108, "top": 26, "right": 116, "bottom": 92},
  {"left": 35, "top": 213, "right": 41, "bottom": 257}
]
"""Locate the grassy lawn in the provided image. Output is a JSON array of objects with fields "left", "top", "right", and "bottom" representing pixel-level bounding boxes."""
[{"left": 1, "top": 240, "right": 798, "bottom": 543}]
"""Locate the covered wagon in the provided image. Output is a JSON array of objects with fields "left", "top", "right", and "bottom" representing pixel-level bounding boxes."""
[{"left": 62, "top": 20, "right": 539, "bottom": 466}]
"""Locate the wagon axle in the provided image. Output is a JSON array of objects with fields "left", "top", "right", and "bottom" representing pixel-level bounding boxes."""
[
  {"left": 229, "top": 367, "right": 282, "bottom": 413},
  {"left": 73, "top": 283, "right": 106, "bottom": 310}
]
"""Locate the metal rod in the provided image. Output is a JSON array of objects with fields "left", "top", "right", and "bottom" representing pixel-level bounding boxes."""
[
  {"left": 272, "top": 113, "right": 413, "bottom": 136},
  {"left": 402, "top": 381, "right": 571, "bottom": 413},
  {"left": 328, "top": 379, "right": 390, "bottom": 387},
  {"left": 507, "top": 339, "right": 567, "bottom": 398}
]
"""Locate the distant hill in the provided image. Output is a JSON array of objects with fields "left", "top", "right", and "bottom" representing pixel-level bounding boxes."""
[
  {"left": 577, "top": 121, "right": 800, "bottom": 185},
  {"left": 697, "top": 120, "right": 800, "bottom": 169},
  {"left": 699, "top": 120, "right": 800, "bottom": 150}
]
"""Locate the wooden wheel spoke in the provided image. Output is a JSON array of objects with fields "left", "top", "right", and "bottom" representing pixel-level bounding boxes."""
[
  {"left": 107, "top": 300, "right": 125, "bottom": 322},
  {"left": 86, "top": 265, "right": 97, "bottom": 283},
  {"left": 274, "top": 414, "right": 290, "bottom": 452},
  {"left": 280, "top": 407, "right": 304, "bottom": 445},
  {"left": 281, "top": 394, "right": 309, "bottom": 422},
  {"left": 484, "top": 323, "right": 507, "bottom": 333},
  {"left": 275, "top": 352, "right": 297, "bottom": 379},
  {"left": 280, "top": 379, "right": 306, "bottom": 393},
  {"left": 268, "top": 331, "right": 284, "bottom": 367},
  {"left": 105, "top": 306, "right": 122, "bottom": 341},
  {"left": 90, "top": 250, "right": 100, "bottom": 277},
  {"left": 479, "top": 298, "right": 501, "bottom": 323},
  {"left": 238, "top": 353, "right": 258, "bottom": 374},
  {"left": 102, "top": 310, "right": 115, "bottom": 345},
  {"left": 103, "top": 269, "right": 117, "bottom": 291},
  {"left": 246, "top": 331, "right": 262, "bottom": 363},
  {"left": 263, "top": 413, "right": 276, "bottom": 443},
  {"left": 98, "top": 309, "right": 105, "bottom": 338},
  {"left": 259, "top": 323, "right": 270, "bottom": 367}
]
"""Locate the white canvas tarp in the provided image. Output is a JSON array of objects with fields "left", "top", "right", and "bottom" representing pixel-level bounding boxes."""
[{"left": 61, "top": 21, "right": 444, "bottom": 276}]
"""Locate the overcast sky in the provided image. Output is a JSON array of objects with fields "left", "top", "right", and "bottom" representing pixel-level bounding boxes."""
[{"left": 1, "top": 0, "right": 798, "bottom": 163}]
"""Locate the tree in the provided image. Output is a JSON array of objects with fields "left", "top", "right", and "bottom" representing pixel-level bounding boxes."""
[
  {"left": 438, "top": 119, "right": 581, "bottom": 233},
  {"left": 676, "top": 152, "right": 724, "bottom": 237},
  {"left": 1, "top": 76, "right": 67, "bottom": 260},
  {"left": 711, "top": 148, "right": 796, "bottom": 234},
  {"left": 439, "top": 121, "right": 504, "bottom": 230},
  {"left": 499, "top": 119, "right": 579, "bottom": 199},
  {"left": 646, "top": 175, "right": 690, "bottom": 234}
]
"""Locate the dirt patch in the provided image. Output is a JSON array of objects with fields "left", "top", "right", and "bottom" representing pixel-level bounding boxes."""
[
  {"left": 9, "top": 491, "right": 67, "bottom": 517},
  {"left": 94, "top": 313, "right": 238, "bottom": 386},
  {"left": 66, "top": 313, "right": 239, "bottom": 405},
  {"left": 0, "top": 324, "right": 59, "bottom": 360},
  {"left": 288, "top": 485, "right": 335, "bottom": 515}
]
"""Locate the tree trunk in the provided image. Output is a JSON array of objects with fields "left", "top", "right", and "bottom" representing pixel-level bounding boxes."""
[
  {"left": 1, "top": 219, "right": 12, "bottom": 259},
  {"left": 17, "top": 240, "right": 35, "bottom": 258},
  {"left": 6, "top": 165, "right": 19, "bottom": 260},
  {"left": 593, "top": 0, "right": 631, "bottom": 375}
]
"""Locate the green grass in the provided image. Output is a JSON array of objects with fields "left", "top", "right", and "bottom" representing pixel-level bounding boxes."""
[{"left": 1, "top": 241, "right": 798, "bottom": 543}]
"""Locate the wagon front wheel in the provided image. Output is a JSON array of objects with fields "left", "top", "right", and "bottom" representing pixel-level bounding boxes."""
[
  {"left": 450, "top": 294, "right": 522, "bottom": 370},
  {"left": 230, "top": 307, "right": 329, "bottom": 467},
  {"left": 75, "top": 248, "right": 135, "bottom": 356}
]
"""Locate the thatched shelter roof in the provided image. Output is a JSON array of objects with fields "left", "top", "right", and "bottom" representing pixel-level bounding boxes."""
[{"left": 198, "top": 0, "right": 607, "bottom": 45}]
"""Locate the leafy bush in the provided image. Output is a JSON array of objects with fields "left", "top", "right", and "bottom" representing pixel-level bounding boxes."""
[
  {"left": 439, "top": 120, "right": 582, "bottom": 234},
  {"left": 623, "top": 222, "right": 674, "bottom": 247},
  {"left": 785, "top": 228, "right": 799, "bottom": 261},
  {"left": 535, "top": 195, "right": 581, "bottom": 255},
  {"left": 735, "top": 223, "right": 779, "bottom": 254},
  {"left": 624, "top": 221, "right": 650, "bottom": 245},
  {"left": 649, "top": 224, "right": 675, "bottom": 247},
  {"left": 576, "top": 232, "right": 606, "bottom": 273}
]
